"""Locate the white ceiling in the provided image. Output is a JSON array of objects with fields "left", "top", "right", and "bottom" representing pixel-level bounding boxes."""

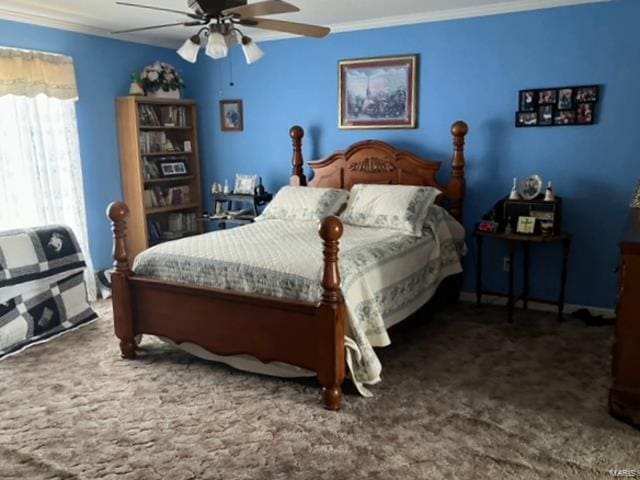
[{"left": 0, "top": 0, "right": 610, "bottom": 48}]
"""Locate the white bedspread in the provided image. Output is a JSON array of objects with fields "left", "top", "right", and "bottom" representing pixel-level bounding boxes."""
[{"left": 133, "top": 206, "right": 466, "bottom": 393}]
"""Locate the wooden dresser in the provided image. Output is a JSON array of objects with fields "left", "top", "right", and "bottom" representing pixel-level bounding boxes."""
[{"left": 610, "top": 208, "right": 640, "bottom": 429}]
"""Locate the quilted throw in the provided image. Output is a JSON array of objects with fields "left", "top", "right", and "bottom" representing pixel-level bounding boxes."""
[
  {"left": 134, "top": 206, "right": 465, "bottom": 394},
  {"left": 0, "top": 226, "right": 97, "bottom": 359}
]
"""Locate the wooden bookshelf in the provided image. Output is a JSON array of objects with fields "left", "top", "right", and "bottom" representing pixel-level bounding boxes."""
[{"left": 116, "top": 96, "right": 203, "bottom": 259}]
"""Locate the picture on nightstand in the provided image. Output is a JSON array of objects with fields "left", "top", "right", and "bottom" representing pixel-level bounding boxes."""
[{"left": 517, "top": 216, "right": 537, "bottom": 234}]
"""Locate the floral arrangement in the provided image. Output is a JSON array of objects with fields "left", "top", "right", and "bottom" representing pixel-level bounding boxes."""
[{"left": 139, "top": 62, "right": 185, "bottom": 93}]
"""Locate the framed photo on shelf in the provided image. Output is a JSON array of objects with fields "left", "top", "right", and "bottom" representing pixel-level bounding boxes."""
[
  {"left": 220, "top": 100, "right": 243, "bottom": 132},
  {"left": 339, "top": 55, "right": 417, "bottom": 129},
  {"left": 234, "top": 174, "right": 258, "bottom": 195},
  {"left": 159, "top": 160, "right": 188, "bottom": 177},
  {"left": 517, "top": 216, "right": 537, "bottom": 234}
]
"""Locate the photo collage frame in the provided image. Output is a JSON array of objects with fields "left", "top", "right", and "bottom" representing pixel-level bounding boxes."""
[{"left": 516, "top": 85, "right": 599, "bottom": 128}]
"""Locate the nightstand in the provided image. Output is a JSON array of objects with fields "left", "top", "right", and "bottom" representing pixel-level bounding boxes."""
[
  {"left": 475, "top": 231, "right": 571, "bottom": 322},
  {"left": 200, "top": 192, "right": 272, "bottom": 229}
]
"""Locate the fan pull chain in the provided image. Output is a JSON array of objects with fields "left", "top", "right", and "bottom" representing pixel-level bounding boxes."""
[{"left": 228, "top": 54, "right": 235, "bottom": 87}]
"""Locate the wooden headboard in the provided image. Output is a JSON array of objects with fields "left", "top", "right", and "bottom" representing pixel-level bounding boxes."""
[{"left": 289, "top": 121, "right": 469, "bottom": 221}]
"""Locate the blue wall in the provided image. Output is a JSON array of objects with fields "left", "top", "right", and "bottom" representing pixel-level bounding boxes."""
[
  {"left": 0, "top": 19, "right": 196, "bottom": 270},
  {"left": 191, "top": 0, "right": 640, "bottom": 309}
]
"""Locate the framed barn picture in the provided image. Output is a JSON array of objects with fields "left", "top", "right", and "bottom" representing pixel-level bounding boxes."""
[{"left": 339, "top": 55, "right": 418, "bottom": 129}]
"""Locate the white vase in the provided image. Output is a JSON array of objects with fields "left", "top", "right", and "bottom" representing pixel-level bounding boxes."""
[{"left": 148, "top": 89, "right": 181, "bottom": 99}]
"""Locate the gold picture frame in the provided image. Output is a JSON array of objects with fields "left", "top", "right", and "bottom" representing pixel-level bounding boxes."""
[
  {"left": 517, "top": 216, "right": 537, "bottom": 234},
  {"left": 338, "top": 55, "right": 418, "bottom": 130}
]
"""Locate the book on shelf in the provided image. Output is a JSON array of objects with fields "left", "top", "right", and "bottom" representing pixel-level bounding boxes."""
[
  {"left": 138, "top": 104, "right": 188, "bottom": 128},
  {"left": 144, "top": 186, "right": 191, "bottom": 208},
  {"left": 159, "top": 106, "right": 187, "bottom": 127},
  {"left": 139, "top": 104, "right": 161, "bottom": 126}
]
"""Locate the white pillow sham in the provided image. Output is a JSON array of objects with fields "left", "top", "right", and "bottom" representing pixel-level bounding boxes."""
[
  {"left": 340, "top": 184, "right": 441, "bottom": 236},
  {"left": 256, "top": 186, "right": 349, "bottom": 223}
]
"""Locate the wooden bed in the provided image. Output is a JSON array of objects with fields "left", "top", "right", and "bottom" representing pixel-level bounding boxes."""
[{"left": 107, "top": 120, "right": 468, "bottom": 410}]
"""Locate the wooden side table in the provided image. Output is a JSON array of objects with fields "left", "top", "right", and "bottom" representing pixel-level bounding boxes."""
[
  {"left": 200, "top": 192, "right": 273, "bottom": 229},
  {"left": 475, "top": 231, "right": 571, "bottom": 322}
]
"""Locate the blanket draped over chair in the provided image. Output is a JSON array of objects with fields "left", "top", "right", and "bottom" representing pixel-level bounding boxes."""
[{"left": 0, "top": 225, "right": 97, "bottom": 359}]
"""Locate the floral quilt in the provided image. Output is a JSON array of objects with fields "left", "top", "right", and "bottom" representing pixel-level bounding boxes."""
[{"left": 133, "top": 205, "right": 466, "bottom": 394}]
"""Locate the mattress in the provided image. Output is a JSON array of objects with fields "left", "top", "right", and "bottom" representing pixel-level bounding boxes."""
[{"left": 133, "top": 205, "right": 466, "bottom": 393}]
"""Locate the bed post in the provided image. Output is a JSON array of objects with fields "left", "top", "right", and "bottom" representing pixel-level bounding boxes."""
[
  {"left": 448, "top": 121, "right": 469, "bottom": 222},
  {"left": 318, "top": 216, "right": 346, "bottom": 410},
  {"left": 290, "top": 126, "right": 307, "bottom": 186},
  {"left": 107, "top": 202, "right": 136, "bottom": 359}
]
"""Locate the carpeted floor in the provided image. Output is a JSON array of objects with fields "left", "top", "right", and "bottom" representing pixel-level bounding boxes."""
[{"left": 0, "top": 301, "right": 638, "bottom": 480}]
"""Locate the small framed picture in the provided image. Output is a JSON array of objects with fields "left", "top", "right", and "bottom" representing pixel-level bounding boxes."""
[
  {"left": 234, "top": 174, "right": 258, "bottom": 195},
  {"left": 538, "top": 105, "right": 554, "bottom": 126},
  {"left": 575, "top": 86, "right": 598, "bottom": 103},
  {"left": 517, "top": 216, "right": 537, "bottom": 234},
  {"left": 220, "top": 99, "right": 243, "bottom": 132},
  {"left": 516, "top": 111, "right": 538, "bottom": 127},
  {"left": 557, "top": 88, "right": 573, "bottom": 110},
  {"left": 159, "top": 161, "right": 188, "bottom": 177},
  {"left": 538, "top": 89, "right": 557, "bottom": 105},
  {"left": 519, "top": 90, "right": 537, "bottom": 112},
  {"left": 554, "top": 110, "right": 576, "bottom": 125},
  {"left": 576, "top": 103, "right": 595, "bottom": 124}
]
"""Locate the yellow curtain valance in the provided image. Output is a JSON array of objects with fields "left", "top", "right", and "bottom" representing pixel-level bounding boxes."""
[{"left": 0, "top": 47, "right": 78, "bottom": 100}]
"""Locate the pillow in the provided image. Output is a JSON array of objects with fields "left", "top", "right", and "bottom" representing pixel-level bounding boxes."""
[
  {"left": 255, "top": 186, "right": 349, "bottom": 222},
  {"left": 340, "top": 184, "right": 441, "bottom": 236}
]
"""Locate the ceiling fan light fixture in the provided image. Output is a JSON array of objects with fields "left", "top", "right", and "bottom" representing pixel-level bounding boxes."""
[
  {"left": 225, "top": 30, "right": 240, "bottom": 48},
  {"left": 177, "top": 35, "right": 201, "bottom": 64},
  {"left": 240, "top": 36, "right": 264, "bottom": 65},
  {"left": 206, "top": 31, "right": 229, "bottom": 60}
]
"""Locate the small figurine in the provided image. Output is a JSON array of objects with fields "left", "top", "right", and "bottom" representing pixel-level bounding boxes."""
[
  {"left": 509, "top": 177, "right": 520, "bottom": 200},
  {"left": 211, "top": 182, "right": 219, "bottom": 195},
  {"left": 223, "top": 179, "right": 231, "bottom": 194},
  {"left": 504, "top": 217, "right": 513, "bottom": 234},
  {"left": 544, "top": 181, "right": 555, "bottom": 202}
]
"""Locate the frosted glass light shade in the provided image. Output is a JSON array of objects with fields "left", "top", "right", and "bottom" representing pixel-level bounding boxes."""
[
  {"left": 206, "top": 32, "right": 229, "bottom": 60},
  {"left": 241, "top": 38, "right": 264, "bottom": 64},
  {"left": 177, "top": 36, "right": 200, "bottom": 63}
]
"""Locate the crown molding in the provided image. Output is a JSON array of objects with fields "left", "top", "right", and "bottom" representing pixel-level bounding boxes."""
[
  {"left": 0, "top": 6, "right": 178, "bottom": 49},
  {"left": 253, "top": 0, "right": 612, "bottom": 42},
  {"left": 0, "top": 0, "right": 612, "bottom": 48}
]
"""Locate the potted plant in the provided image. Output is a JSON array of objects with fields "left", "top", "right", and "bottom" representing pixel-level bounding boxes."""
[{"left": 139, "top": 62, "right": 185, "bottom": 99}]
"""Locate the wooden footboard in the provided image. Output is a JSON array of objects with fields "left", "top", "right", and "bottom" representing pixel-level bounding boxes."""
[{"left": 107, "top": 203, "right": 346, "bottom": 410}]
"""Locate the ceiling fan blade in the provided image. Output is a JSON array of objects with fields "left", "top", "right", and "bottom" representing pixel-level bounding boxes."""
[
  {"left": 111, "top": 21, "right": 202, "bottom": 34},
  {"left": 223, "top": 1, "right": 300, "bottom": 18},
  {"left": 240, "top": 18, "right": 330, "bottom": 38},
  {"left": 115, "top": 2, "right": 203, "bottom": 20}
]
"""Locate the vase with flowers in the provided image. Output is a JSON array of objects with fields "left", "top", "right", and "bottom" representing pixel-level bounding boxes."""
[{"left": 139, "top": 61, "right": 185, "bottom": 99}]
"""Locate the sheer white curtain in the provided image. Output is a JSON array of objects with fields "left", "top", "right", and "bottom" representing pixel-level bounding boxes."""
[{"left": 0, "top": 94, "right": 96, "bottom": 299}]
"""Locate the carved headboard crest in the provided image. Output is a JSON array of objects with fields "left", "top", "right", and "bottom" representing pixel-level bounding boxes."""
[
  {"left": 289, "top": 121, "right": 469, "bottom": 220},
  {"left": 349, "top": 157, "right": 396, "bottom": 173}
]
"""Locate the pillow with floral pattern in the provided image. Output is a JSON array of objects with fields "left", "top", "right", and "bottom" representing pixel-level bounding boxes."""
[
  {"left": 341, "top": 184, "right": 441, "bottom": 236},
  {"left": 256, "top": 186, "right": 349, "bottom": 223}
]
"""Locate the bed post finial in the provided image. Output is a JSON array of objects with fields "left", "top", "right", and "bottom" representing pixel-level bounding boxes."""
[
  {"left": 318, "top": 215, "right": 346, "bottom": 411},
  {"left": 290, "top": 125, "right": 307, "bottom": 186},
  {"left": 107, "top": 201, "right": 131, "bottom": 275},
  {"left": 319, "top": 216, "right": 343, "bottom": 304},
  {"left": 107, "top": 201, "right": 136, "bottom": 359},
  {"left": 448, "top": 121, "right": 469, "bottom": 221}
]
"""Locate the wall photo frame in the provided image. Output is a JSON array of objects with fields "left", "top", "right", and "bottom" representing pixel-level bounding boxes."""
[
  {"left": 516, "top": 85, "right": 599, "bottom": 128},
  {"left": 220, "top": 99, "right": 244, "bottom": 132},
  {"left": 339, "top": 55, "right": 418, "bottom": 130}
]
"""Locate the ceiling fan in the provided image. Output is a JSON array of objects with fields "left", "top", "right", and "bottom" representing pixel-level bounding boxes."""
[{"left": 112, "top": 0, "right": 331, "bottom": 64}]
